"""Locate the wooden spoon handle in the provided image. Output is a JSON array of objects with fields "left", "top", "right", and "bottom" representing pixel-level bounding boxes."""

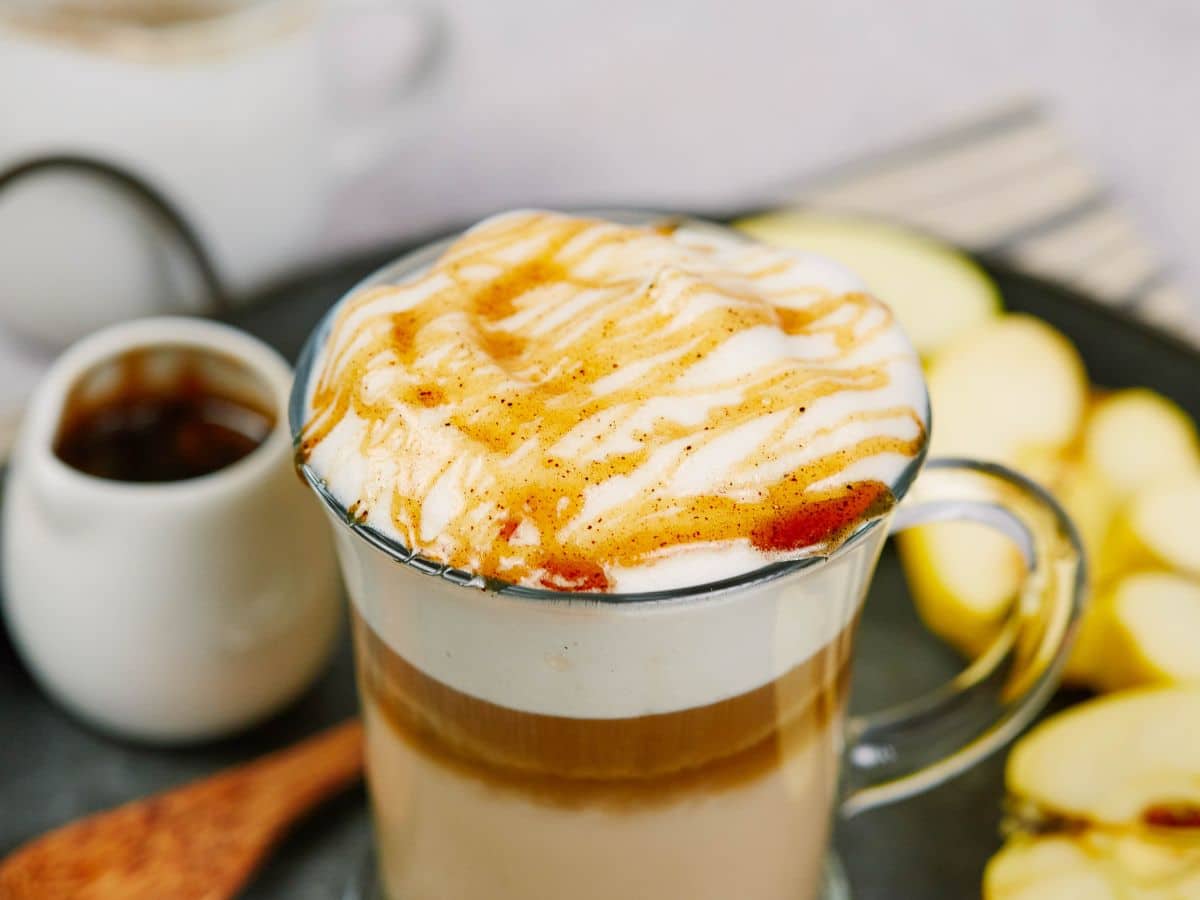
[
  {"left": 218, "top": 718, "right": 365, "bottom": 822},
  {"left": 0, "top": 720, "right": 364, "bottom": 900}
]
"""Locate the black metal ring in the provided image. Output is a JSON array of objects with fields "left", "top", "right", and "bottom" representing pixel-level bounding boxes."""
[{"left": 0, "top": 153, "right": 230, "bottom": 315}]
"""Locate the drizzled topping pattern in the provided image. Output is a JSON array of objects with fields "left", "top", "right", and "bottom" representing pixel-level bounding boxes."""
[{"left": 301, "top": 211, "right": 927, "bottom": 592}]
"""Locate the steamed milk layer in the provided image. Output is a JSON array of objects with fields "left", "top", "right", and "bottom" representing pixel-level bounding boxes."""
[
  {"left": 300, "top": 211, "right": 926, "bottom": 899},
  {"left": 339, "top": 521, "right": 884, "bottom": 900},
  {"left": 301, "top": 210, "right": 927, "bottom": 595}
]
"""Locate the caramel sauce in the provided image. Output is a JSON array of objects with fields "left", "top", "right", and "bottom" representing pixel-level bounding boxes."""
[
  {"left": 302, "top": 212, "right": 926, "bottom": 589},
  {"left": 56, "top": 349, "right": 273, "bottom": 483},
  {"left": 1144, "top": 803, "right": 1200, "bottom": 829},
  {"left": 750, "top": 481, "right": 891, "bottom": 553}
]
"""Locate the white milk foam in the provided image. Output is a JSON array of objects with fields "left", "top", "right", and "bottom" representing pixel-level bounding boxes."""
[
  {"left": 303, "top": 211, "right": 927, "bottom": 596},
  {"left": 335, "top": 521, "right": 882, "bottom": 717}
]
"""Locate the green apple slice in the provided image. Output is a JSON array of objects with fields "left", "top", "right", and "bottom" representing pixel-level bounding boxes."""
[
  {"left": 989, "top": 686, "right": 1200, "bottom": 899},
  {"left": 985, "top": 832, "right": 1200, "bottom": 899},
  {"left": 1054, "top": 458, "right": 1118, "bottom": 569},
  {"left": 985, "top": 837, "right": 1114, "bottom": 900},
  {"left": 1107, "top": 474, "right": 1200, "bottom": 580},
  {"left": 1007, "top": 686, "right": 1200, "bottom": 827},
  {"left": 1100, "top": 572, "right": 1200, "bottom": 690},
  {"left": 926, "top": 314, "right": 1088, "bottom": 461},
  {"left": 899, "top": 315, "right": 1088, "bottom": 661},
  {"left": 1083, "top": 389, "right": 1200, "bottom": 500},
  {"left": 900, "top": 521, "right": 1023, "bottom": 658},
  {"left": 1053, "top": 460, "right": 1120, "bottom": 685},
  {"left": 735, "top": 210, "right": 1001, "bottom": 357}
]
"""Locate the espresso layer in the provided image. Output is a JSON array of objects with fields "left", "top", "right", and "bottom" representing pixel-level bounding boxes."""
[{"left": 353, "top": 609, "right": 854, "bottom": 807}]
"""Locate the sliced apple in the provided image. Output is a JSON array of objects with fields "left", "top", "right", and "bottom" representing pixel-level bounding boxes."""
[
  {"left": 1083, "top": 389, "right": 1200, "bottom": 500},
  {"left": 985, "top": 836, "right": 1115, "bottom": 900},
  {"left": 1060, "top": 601, "right": 1112, "bottom": 689},
  {"left": 988, "top": 686, "right": 1200, "bottom": 898},
  {"left": 1097, "top": 572, "right": 1200, "bottom": 690},
  {"left": 900, "top": 315, "right": 1088, "bottom": 660},
  {"left": 985, "top": 832, "right": 1200, "bottom": 899},
  {"left": 1106, "top": 474, "right": 1200, "bottom": 580},
  {"left": 1007, "top": 686, "right": 1200, "bottom": 827},
  {"left": 1053, "top": 459, "right": 1118, "bottom": 569},
  {"left": 900, "top": 454, "right": 1113, "bottom": 675},
  {"left": 734, "top": 210, "right": 1001, "bottom": 357},
  {"left": 901, "top": 493, "right": 1112, "bottom": 681},
  {"left": 1053, "top": 461, "right": 1121, "bottom": 685},
  {"left": 900, "top": 522, "right": 1023, "bottom": 658},
  {"left": 926, "top": 314, "right": 1088, "bottom": 462}
]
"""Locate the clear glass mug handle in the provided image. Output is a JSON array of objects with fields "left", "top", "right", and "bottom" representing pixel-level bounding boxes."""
[{"left": 840, "top": 458, "right": 1087, "bottom": 818}]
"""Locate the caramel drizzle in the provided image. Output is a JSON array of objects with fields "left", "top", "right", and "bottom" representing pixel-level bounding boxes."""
[{"left": 302, "top": 212, "right": 925, "bottom": 590}]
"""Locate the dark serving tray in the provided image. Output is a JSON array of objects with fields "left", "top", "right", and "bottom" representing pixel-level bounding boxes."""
[{"left": 3, "top": 233, "right": 1199, "bottom": 899}]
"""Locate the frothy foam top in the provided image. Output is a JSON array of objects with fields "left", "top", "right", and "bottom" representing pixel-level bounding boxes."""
[{"left": 301, "top": 211, "right": 927, "bottom": 593}]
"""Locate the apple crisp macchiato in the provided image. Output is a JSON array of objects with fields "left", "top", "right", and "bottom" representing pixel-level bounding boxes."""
[{"left": 299, "top": 211, "right": 927, "bottom": 900}]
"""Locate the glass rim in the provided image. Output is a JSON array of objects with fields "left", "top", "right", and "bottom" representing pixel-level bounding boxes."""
[{"left": 288, "top": 210, "right": 932, "bottom": 606}]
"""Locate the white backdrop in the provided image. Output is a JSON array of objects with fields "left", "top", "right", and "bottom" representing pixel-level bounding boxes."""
[
  {"left": 3, "top": 0, "right": 1199, "bottom": 426},
  {"left": 331, "top": 0, "right": 1200, "bottom": 295}
]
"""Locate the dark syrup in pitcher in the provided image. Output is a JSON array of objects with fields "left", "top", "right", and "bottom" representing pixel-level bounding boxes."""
[{"left": 55, "top": 350, "right": 275, "bottom": 483}]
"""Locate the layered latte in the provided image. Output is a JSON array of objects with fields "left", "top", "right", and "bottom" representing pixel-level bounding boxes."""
[{"left": 300, "top": 211, "right": 927, "bottom": 899}]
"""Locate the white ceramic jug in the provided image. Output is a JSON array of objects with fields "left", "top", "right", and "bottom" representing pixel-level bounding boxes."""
[{"left": 2, "top": 317, "right": 341, "bottom": 743}]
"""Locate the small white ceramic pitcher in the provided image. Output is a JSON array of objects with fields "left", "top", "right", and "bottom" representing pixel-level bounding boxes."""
[{"left": 1, "top": 317, "right": 341, "bottom": 743}]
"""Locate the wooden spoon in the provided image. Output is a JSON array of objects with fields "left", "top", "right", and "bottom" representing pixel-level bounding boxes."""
[{"left": 0, "top": 719, "right": 364, "bottom": 900}]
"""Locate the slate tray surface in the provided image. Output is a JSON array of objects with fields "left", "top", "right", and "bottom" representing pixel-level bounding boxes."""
[{"left": 5, "top": 231, "right": 1200, "bottom": 899}]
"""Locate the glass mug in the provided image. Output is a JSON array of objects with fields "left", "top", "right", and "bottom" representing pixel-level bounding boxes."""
[{"left": 289, "top": 217, "right": 1085, "bottom": 900}]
